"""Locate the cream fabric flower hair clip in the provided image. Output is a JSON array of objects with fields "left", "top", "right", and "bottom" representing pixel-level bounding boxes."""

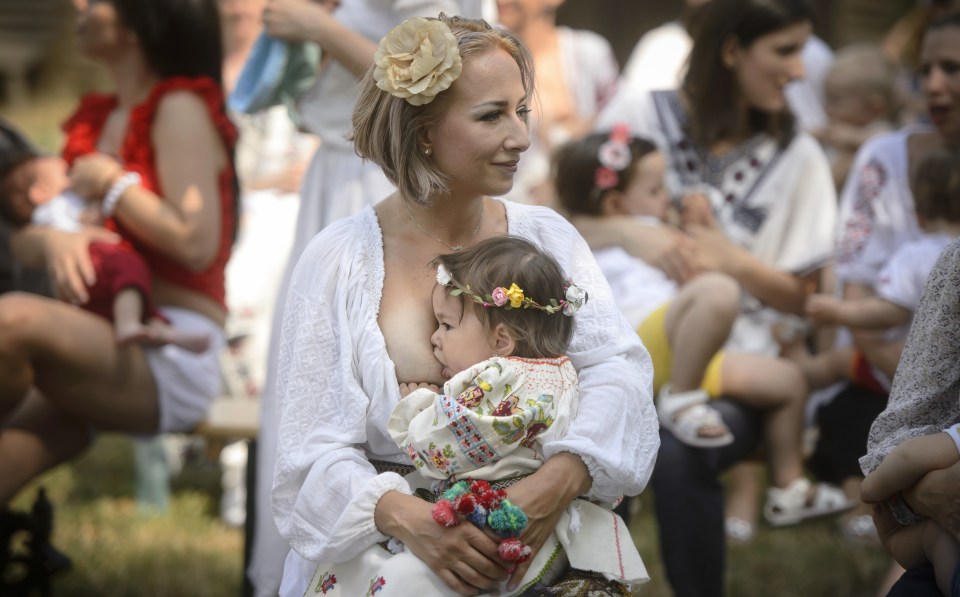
[
  {"left": 373, "top": 17, "right": 463, "bottom": 106},
  {"left": 436, "top": 264, "right": 588, "bottom": 316}
]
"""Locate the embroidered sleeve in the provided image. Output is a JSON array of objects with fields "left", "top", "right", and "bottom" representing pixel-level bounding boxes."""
[
  {"left": 860, "top": 238, "right": 960, "bottom": 474},
  {"left": 272, "top": 223, "right": 413, "bottom": 563}
]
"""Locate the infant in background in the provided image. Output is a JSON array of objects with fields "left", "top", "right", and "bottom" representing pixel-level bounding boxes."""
[
  {"left": 0, "top": 120, "right": 208, "bottom": 352},
  {"left": 816, "top": 44, "right": 901, "bottom": 189},
  {"left": 788, "top": 148, "right": 960, "bottom": 394}
]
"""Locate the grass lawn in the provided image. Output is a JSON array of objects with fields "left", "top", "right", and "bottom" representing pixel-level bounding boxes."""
[{"left": 9, "top": 434, "right": 893, "bottom": 597}]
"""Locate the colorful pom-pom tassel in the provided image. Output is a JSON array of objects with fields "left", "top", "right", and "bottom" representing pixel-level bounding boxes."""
[
  {"left": 466, "top": 504, "right": 488, "bottom": 528},
  {"left": 431, "top": 499, "right": 459, "bottom": 527},
  {"left": 498, "top": 538, "right": 532, "bottom": 563}
]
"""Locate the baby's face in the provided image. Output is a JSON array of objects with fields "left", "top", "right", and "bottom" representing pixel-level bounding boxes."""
[
  {"left": 26, "top": 156, "right": 71, "bottom": 205},
  {"left": 2, "top": 156, "right": 70, "bottom": 225},
  {"left": 430, "top": 286, "right": 498, "bottom": 380},
  {"left": 824, "top": 78, "right": 878, "bottom": 128}
]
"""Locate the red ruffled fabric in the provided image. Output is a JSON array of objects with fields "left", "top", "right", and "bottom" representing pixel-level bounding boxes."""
[{"left": 61, "top": 76, "right": 237, "bottom": 310}]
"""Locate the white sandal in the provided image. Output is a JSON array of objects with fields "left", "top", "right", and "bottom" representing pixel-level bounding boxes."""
[
  {"left": 657, "top": 385, "right": 734, "bottom": 448},
  {"left": 763, "top": 477, "right": 857, "bottom": 527}
]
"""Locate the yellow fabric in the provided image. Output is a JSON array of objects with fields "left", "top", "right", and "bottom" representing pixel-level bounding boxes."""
[{"left": 636, "top": 301, "right": 726, "bottom": 398}]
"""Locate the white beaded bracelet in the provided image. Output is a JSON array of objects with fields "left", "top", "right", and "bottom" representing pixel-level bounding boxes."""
[{"left": 101, "top": 172, "right": 141, "bottom": 217}]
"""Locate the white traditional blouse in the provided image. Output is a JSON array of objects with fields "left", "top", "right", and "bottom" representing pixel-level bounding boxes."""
[
  {"left": 272, "top": 199, "right": 658, "bottom": 566},
  {"left": 596, "top": 89, "right": 837, "bottom": 355}
]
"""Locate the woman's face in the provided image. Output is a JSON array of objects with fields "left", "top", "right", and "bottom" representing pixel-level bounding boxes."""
[
  {"left": 430, "top": 287, "right": 496, "bottom": 380},
  {"left": 726, "top": 21, "right": 811, "bottom": 114},
  {"left": 425, "top": 48, "right": 531, "bottom": 200},
  {"left": 920, "top": 26, "right": 960, "bottom": 141},
  {"left": 616, "top": 151, "right": 669, "bottom": 220},
  {"left": 73, "top": 0, "right": 132, "bottom": 61}
]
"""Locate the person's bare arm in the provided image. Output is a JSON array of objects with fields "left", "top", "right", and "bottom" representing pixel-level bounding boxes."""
[
  {"left": 861, "top": 433, "right": 959, "bottom": 503},
  {"left": 71, "top": 92, "right": 228, "bottom": 272},
  {"left": 9, "top": 225, "right": 120, "bottom": 304},
  {"left": 570, "top": 214, "right": 697, "bottom": 283},
  {"left": 263, "top": 0, "right": 376, "bottom": 78},
  {"left": 687, "top": 224, "right": 815, "bottom": 315},
  {"left": 806, "top": 293, "right": 912, "bottom": 329},
  {"left": 903, "top": 461, "right": 960, "bottom": 539}
]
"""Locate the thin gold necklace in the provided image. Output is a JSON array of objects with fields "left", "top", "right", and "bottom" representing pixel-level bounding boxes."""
[{"left": 402, "top": 200, "right": 484, "bottom": 252}]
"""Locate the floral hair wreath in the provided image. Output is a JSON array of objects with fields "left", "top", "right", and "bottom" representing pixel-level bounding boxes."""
[
  {"left": 373, "top": 17, "right": 463, "bottom": 106},
  {"left": 593, "top": 123, "right": 633, "bottom": 198},
  {"left": 437, "top": 264, "right": 588, "bottom": 316}
]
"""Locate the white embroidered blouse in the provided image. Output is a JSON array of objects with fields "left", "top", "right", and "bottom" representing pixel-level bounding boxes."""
[{"left": 272, "top": 200, "right": 658, "bottom": 564}]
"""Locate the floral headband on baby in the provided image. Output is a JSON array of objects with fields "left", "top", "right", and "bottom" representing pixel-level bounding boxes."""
[
  {"left": 373, "top": 17, "right": 463, "bottom": 106},
  {"left": 436, "top": 264, "right": 588, "bottom": 316},
  {"left": 593, "top": 123, "right": 633, "bottom": 199}
]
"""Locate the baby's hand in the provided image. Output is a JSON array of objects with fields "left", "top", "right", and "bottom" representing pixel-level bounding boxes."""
[
  {"left": 680, "top": 193, "right": 715, "bottom": 229},
  {"left": 398, "top": 382, "right": 440, "bottom": 397},
  {"left": 805, "top": 293, "right": 841, "bottom": 326}
]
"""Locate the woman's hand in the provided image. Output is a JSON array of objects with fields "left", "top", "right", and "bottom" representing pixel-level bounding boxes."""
[
  {"left": 680, "top": 192, "right": 716, "bottom": 229},
  {"left": 375, "top": 491, "right": 509, "bottom": 595},
  {"left": 904, "top": 462, "right": 960, "bottom": 538},
  {"left": 43, "top": 227, "right": 121, "bottom": 304},
  {"left": 263, "top": 0, "right": 335, "bottom": 43},
  {"left": 503, "top": 452, "right": 591, "bottom": 590},
  {"left": 871, "top": 500, "right": 903, "bottom": 555},
  {"left": 685, "top": 224, "right": 746, "bottom": 276},
  {"left": 805, "top": 293, "right": 842, "bottom": 326},
  {"left": 70, "top": 153, "right": 124, "bottom": 201}
]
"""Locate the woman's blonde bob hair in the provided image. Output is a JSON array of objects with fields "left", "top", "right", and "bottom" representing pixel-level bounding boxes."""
[{"left": 351, "top": 14, "right": 534, "bottom": 205}]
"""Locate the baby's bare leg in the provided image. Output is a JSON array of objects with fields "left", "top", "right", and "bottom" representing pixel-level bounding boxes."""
[
  {"left": 664, "top": 272, "right": 739, "bottom": 392},
  {"left": 112, "top": 290, "right": 210, "bottom": 353}
]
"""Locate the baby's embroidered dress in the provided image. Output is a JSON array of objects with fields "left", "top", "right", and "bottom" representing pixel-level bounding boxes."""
[{"left": 304, "top": 355, "right": 648, "bottom": 596}]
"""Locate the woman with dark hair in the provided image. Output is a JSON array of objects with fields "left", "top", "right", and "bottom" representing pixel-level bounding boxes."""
[
  {"left": 0, "top": 0, "right": 237, "bottom": 503},
  {"left": 584, "top": 0, "right": 839, "bottom": 594}
]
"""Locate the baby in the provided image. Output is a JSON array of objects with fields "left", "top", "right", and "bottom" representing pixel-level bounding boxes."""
[
  {"left": 790, "top": 149, "right": 960, "bottom": 393},
  {"left": 0, "top": 119, "right": 208, "bottom": 352},
  {"left": 816, "top": 44, "right": 900, "bottom": 189},
  {"left": 304, "top": 236, "right": 647, "bottom": 596}
]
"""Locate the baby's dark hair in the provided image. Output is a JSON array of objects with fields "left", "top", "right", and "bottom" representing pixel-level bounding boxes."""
[
  {"left": 0, "top": 119, "right": 41, "bottom": 226},
  {"left": 554, "top": 131, "right": 657, "bottom": 216},
  {"left": 434, "top": 236, "right": 576, "bottom": 358},
  {"left": 912, "top": 149, "right": 960, "bottom": 224}
]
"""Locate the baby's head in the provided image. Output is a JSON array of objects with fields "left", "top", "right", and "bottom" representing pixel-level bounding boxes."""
[
  {"left": 554, "top": 125, "right": 667, "bottom": 220},
  {"left": 0, "top": 120, "right": 70, "bottom": 227},
  {"left": 823, "top": 44, "right": 900, "bottom": 129},
  {"left": 431, "top": 236, "right": 584, "bottom": 379},
  {"left": 912, "top": 149, "right": 960, "bottom": 229}
]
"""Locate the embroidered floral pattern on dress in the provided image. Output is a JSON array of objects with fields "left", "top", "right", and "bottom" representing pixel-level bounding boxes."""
[{"left": 837, "top": 159, "right": 885, "bottom": 266}]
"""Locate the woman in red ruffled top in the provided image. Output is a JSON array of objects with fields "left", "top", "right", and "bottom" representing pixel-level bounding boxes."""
[{"left": 0, "top": 0, "right": 238, "bottom": 503}]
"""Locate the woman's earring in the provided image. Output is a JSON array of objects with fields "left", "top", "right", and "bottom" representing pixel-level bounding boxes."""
[{"left": 424, "top": 148, "right": 432, "bottom": 156}]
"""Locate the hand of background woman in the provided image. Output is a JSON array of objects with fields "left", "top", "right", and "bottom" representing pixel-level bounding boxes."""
[
  {"left": 904, "top": 462, "right": 960, "bottom": 538},
  {"left": 263, "top": 0, "right": 335, "bottom": 43},
  {"left": 375, "top": 491, "right": 509, "bottom": 595},
  {"left": 686, "top": 224, "right": 747, "bottom": 276},
  {"left": 43, "top": 227, "right": 121, "bottom": 304},
  {"left": 70, "top": 153, "right": 125, "bottom": 201},
  {"left": 503, "top": 452, "right": 592, "bottom": 590}
]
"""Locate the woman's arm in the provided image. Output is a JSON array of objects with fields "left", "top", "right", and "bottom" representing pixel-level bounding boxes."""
[
  {"left": 861, "top": 433, "right": 959, "bottom": 503},
  {"left": 686, "top": 224, "right": 817, "bottom": 315},
  {"left": 806, "top": 294, "right": 911, "bottom": 329},
  {"left": 903, "top": 462, "right": 960, "bottom": 538},
  {"left": 263, "top": 0, "right": 376, "bottom": 78},
  {"left": 71, "top": 92, "right": 228, "bottom": 272},
  {"left": 570, "top": 215, "right": 698, "bottom": 283},
  {"left": 9, "top": 225, "right": 120, "bottom": 303}
]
